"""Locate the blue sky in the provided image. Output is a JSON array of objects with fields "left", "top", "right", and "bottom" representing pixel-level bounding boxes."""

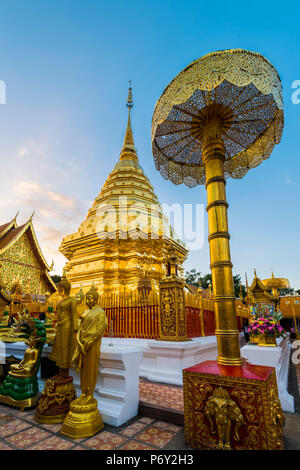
[{"left": 0, "top": 0, "right": 299, "bottom": 287}]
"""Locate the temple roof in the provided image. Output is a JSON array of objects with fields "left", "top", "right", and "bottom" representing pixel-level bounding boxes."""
[
  {"left": 261, "top": 272, "right": 290, "bottom": 290},
  {"left": 0, "top": 214, "right": 56, "bottom": 291},
  {"left": 0, "top": 213, "right": 18, "bottom": 239},
  {"left": 248, "top": 270, "right": 279, "bottom": 302}
]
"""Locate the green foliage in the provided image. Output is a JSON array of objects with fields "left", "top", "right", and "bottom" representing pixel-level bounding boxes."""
[
  {"left": 279, "top": 287, "right": 295, "bottom": 296},
  {"left": 185, "top": 269, "right": 246, "bottom": 298},
  {"left": 51, "top": 275, "right": 62, "bottom": 284}
]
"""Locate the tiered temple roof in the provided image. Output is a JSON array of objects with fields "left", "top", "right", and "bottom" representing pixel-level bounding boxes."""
[{"left": 0, "top": 213, "right": 56, "bottom": 303}]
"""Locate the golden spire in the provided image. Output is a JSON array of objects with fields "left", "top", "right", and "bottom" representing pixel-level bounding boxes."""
[{"left": 120, "top": 81, "right": 138, "bottom": 162}]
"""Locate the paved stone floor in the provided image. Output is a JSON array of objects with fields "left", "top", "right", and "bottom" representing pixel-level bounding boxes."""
[
  {"left": 0, "top": 403, "right": 187, "bottom": 450},
  {"left": 139, "top": 378, "right": 184, "bottom": 412},
  {"left": 0, "top": 356, "right": 300, "bottom": 450}
]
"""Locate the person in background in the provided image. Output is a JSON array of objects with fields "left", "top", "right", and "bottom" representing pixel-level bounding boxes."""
[{"left": 242, "top": 319, "right": 250, "bottom": 343}]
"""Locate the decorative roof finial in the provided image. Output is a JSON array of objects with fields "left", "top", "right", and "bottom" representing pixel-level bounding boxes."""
[
  {"left": 13, "top": 210, "right": 19, "bottom": 223},
  {"left": 29, "top": 210, "right": 35, "bottom": 222},
  {"left": 126, "top": 80, "right": 133, "bottom": 109}
]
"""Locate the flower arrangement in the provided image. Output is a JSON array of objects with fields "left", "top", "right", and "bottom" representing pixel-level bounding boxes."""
[
  {"left": 248, "top": 319, "right": 284, "bottom": 338},
  {"left": 248, "top": 303, "right": 285, "bottom": 346},
  {"left": 250, "top": 304, "right": 283, "bottom": 323}
]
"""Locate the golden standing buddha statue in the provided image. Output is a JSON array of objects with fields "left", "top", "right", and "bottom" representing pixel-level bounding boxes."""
[
  {"left": 75, "top": 287, "right": 86, "bottom": 318},
  {"left": 61, "top": 286, "right": 108, "bottom": 438},
  {"left": 49, "top": 277, "right": 79, "bottom": 377},
  {"left": 35, "top": 275, "right": 78, "bottom": 424}
]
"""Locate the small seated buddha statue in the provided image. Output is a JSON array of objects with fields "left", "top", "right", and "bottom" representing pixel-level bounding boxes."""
[{"left": 9, "top": 334, "right": 40, "bottom": 378}]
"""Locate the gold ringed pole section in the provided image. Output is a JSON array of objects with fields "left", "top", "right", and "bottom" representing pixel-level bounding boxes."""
[{"left": 202, "top": 119, "right": 242, "bottom": 366}]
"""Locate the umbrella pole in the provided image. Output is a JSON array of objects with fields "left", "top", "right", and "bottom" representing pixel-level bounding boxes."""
[{"left": 203, "top": 120, "right": 242, "bottom": 366}]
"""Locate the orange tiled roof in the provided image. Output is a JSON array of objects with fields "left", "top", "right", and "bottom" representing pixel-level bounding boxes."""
[{"left": 0, "top": 224, "right": 26, "bottom": 251}]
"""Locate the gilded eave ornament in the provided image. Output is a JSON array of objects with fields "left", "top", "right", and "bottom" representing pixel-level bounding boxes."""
[{"left": 152, "top": 49, "right": 284, "bottom": 187}]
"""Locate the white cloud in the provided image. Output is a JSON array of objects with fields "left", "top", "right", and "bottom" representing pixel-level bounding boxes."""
[
  {"left": 284, "top": 175, "right": 293, "bottom": 185},
  {"left": 0, "top": 139, "right": 90, "bottom": 275},
  {"left": 18, "top": 146, "right": 30, "bottom": 157}
]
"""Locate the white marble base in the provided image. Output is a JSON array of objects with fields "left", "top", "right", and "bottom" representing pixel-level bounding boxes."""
[
  {"left": 241, "top": 335, "right": 294, "bottom": 412},
  {"left": 1, "top": 342, "right": 143, "bottom": 427},
  {"left": 72, "top": 345, "right": 142, "bottom": 427},
  {"left": 101, "top": 336, "right": 219, "bottom": 386}
]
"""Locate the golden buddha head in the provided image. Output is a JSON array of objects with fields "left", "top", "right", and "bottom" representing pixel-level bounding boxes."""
[
  {"left": 26, "top": 333, "right": 40, "bottom": 348},
  {"left": 75, "top": 288, "right": 85, "bottom": 305},
  {"left": 86, "top": 286, "right": 99, "bottom": 309},
  {"left": 58, "top": 278, "right": 71, "bottom": 297}
]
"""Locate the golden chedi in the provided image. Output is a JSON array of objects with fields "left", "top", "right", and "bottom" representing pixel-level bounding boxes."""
[
  {"left": 61, "top": 286, "right": 108, "bottom": 438},
  {"left": 35, "top": 275, "right": 78, "bottom": 424},
  {"left": 59, "top": 83, "right": 188, "bottom": 296}
]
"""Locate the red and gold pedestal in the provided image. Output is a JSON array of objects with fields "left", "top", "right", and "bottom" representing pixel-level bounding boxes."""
[
  {"left": 183, "top": 360, "right": 284, "bottom": 450},
  {"left": 34, "top": 376, "right": 76, "bottom": 424}
]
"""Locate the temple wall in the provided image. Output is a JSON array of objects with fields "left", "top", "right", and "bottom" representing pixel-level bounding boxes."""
[{"left": 0, "top": 233, "right": 49, "bottom": 294}]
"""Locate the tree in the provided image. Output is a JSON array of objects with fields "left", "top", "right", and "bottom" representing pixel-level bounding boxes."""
[
  {"left": 233, "top": 274, "right": 246, "bottom": 298},
  {"left": 185, "top": 269, "right": 201, "bottom": 286},
  {"left": 185, "top": 270, "right": 246, "bottom": 298},
  {"left": 278, "top": 288, "right": 295, "bottom": 296},
  {"left": 51, "top": 275, "right": 62, "bottom": 285}
]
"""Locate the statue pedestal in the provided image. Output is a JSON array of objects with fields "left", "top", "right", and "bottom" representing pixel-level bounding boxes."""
[
  {"left": 34, "top": 375, "right": 76, "bottom": 424},
  {"left": 241, "top": 335, "right": 294, "bottom": 412},
  {"left": 61, "top": 397, "right": 104, "bottom": 439},
  {"left": 183, "top": 360, "right": 284, "bottom": 450},
  {"left": 72, "top": 345, "right": 142, "bottom": 427}
]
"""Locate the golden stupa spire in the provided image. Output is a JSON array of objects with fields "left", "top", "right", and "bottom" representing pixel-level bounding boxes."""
[{"left": 120, "top": 81, "right": 138, "bottom": 162}]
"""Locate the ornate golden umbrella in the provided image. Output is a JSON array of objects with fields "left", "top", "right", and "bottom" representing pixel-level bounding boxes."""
[{"left": 152, "top": 49, "right": 283, "bottom": 366}]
